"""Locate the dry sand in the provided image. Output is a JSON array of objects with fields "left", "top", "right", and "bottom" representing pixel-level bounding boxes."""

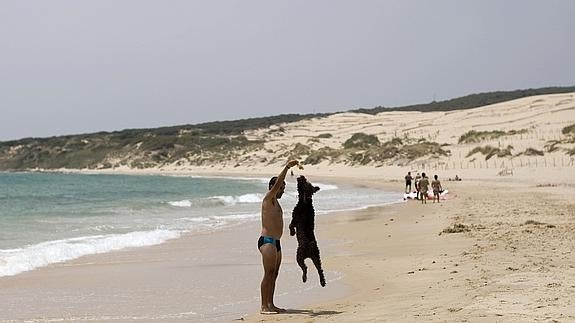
[
  {"left": 244, "top": 179, "right": 575, "bottom": 322},
  {"left": 1, "top": 93, "right": 575, "bottom": 322}
]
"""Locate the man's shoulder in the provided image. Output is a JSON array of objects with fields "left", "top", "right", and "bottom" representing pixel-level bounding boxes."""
[{"left": 261, "top": 194, "right": 276, "bottom": 207}]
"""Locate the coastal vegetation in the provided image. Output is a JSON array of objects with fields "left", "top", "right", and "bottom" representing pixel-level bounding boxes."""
[
  {"left": 352, "top": 86, "right": 575, "bottom": 114},
  {"left": 299, "top": 134, "right": 450, "bottom": 166},
  {"left": 517, "top": 148, "right": 545, "bottom": 157},
  {"left": 466, "top": 145, "right": 514, "bottom": 160},
  {"left": 458, "top": 129, "right": 528, "bottom": 144},
  {"left": 562, "top": 124, "right": 575, "bottom": 137},
  {"left": 0, "top": 132, "right": 264, "bottom": 170},
  {"left": 544, "top": 124, "right": 575, "bottom": 155}
]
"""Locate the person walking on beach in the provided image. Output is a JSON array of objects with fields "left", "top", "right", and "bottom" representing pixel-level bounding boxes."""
[
  {"left": 258, "top": 159, "right": 300, "bottom": 314},
  {"left": 432, "top": 174, "right": 443, "bottom": 203},
  {"left": 419, "top": 173, "right": 430, "bottom": 204},
  {"left": 404, "top": 171, "right": 413, "bottom": 193}
]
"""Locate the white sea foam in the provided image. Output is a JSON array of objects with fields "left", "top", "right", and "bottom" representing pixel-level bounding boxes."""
[
  {"left": 212, "top": 213, "right": 259, "bottom": 221},
  {"left": 211, "top": 193, "right": 263, "bottom": 205},
  {"left": 168, "top": 199, "right": 193, "bottom": 207},
  {"left": 0, "top": 230, "right": 180, "bottom": 277},
  {"left": 167, "top": 193, "right": 263, "bottom": 208}
]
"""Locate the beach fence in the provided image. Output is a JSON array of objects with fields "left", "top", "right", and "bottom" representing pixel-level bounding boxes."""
[{"left": 416, "top": 156, "right": 575, "bottom": 172}]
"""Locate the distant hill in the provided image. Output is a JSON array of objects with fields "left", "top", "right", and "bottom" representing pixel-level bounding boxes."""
[
  {"left": 0, "top": 86, "right": 574, "bottom": 171},
  {"left": 351, "top": 86, "right": 575, "bottom": 114}
]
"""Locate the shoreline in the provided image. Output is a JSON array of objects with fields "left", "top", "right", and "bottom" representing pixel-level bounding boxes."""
[{"left": 0, "top": 171, "right": 403, "bottom": 279}]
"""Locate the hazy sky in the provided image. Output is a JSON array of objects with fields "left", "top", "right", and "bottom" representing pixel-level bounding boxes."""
[{"left": 1, "top": 1, "right": 574, "bottom": 140}]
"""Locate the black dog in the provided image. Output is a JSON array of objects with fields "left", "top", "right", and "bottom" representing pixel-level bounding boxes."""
[{"left": 289, "top": 176, "right": 326, "bottom": 287}]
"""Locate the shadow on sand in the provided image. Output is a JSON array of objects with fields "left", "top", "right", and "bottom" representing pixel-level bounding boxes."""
[{"left": 282, "top": 308, "right": 343, "bottom": 317}]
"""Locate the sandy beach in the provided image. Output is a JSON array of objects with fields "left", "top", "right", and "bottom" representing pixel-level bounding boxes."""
[
  {"left": 244, "top": 177, "right": 575, "bottom": 322},
  {"left": 1, "top": 171, "right": 574, "bottom": 322},
  {"left": 1, "top": 93, "right": 574, "bottom": 322}
]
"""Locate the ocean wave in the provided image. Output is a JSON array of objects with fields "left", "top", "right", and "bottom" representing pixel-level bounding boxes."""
[
  {"left": 211, "top": 193, "right": 263, "bottom": 205},
  {"left": 212, "top": 213, "right": 259, "bottom": 221},
  {"left": 167, "top": 193, "right": 263, "bottom": 208},
  {"left": 168, "top": 200, "right": 193, "bottom": 207},
  {"left": 0, "top": 230, "right": 180, "bottom": 277}
]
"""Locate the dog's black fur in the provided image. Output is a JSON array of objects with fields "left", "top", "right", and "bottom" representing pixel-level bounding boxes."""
[{"left": 289, "top": 175, "right": 326, "bottom": 287}]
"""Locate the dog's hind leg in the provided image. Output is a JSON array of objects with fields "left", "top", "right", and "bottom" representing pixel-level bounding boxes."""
[
  {"left": 311, "top": 246, "right": 326, "bottom": 287},
  {"left": 296, "top": 247, "right": 308, "bottom": 283}
]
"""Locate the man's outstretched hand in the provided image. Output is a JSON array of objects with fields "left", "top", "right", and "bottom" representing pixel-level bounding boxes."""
[{"left": 286, "top": 160, "right": 299, "bottom": 168}]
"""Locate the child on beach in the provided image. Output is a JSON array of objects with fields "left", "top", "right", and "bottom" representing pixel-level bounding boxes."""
[
  {"left": 432, "top": 174, "right": 443, "bottom": 203},
  {"left": 258, "top": 159, "right": 300, "bottom": 314}
]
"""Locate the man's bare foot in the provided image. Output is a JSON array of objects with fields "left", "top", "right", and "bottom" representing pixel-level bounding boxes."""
[
  {"left": 261, "top": 305, "right": 286, "bottom": 314},
  {"left": 260, "top": 306, "right": 278, "bottom": 314},
  {"left": 270, "top": 305, "right": 286, "bottom": 313}
]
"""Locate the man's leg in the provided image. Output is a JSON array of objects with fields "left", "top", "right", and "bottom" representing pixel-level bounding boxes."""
[
  {"left": 260, "top": 245, "right": 278, "bottom": 313},
  {"left": 269, "top": 251, "right": 285, "bottom": 312}
]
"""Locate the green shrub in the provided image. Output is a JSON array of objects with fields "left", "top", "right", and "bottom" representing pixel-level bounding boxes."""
[
  {"left": 522, "top": 148, "right": 544, "bottom": 156},
  {"left": 467, "top": 145, "right": 513, "bottom": 160},
  {"left": 544, "top": 140, "right": 562, "bottom": 153},
  {"left": 303, "top": 147, "right": 341, "bottom": 165},
  {"left": 343, "top": 133, "right": 380, "bottom": 149},
  {"left": 458, "top": 129, "right": 528, "bottom": 144},
  {"left": 562, "top": 124, "right": 575, "bottom": 136},
  {"left": 289, "top": 143, "right": 312, "bottom": 160}
]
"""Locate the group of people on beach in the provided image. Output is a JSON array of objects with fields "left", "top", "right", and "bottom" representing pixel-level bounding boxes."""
[{"left": 404, "top": 171, "right": 443, "bottom": 204}]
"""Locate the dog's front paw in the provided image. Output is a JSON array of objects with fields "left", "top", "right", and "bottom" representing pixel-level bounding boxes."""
[{"left": 289, "top": 227, "right": 295, "bottom": 236}]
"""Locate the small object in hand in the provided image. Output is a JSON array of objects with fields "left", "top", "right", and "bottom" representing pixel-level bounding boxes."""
[{"left": 298, "top": 164, "right": 304, "bottom": 170}]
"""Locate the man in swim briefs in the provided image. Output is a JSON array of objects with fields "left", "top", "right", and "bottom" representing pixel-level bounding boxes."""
[{"left": 258, "top": 159, "right": 299, "bottom": 314}]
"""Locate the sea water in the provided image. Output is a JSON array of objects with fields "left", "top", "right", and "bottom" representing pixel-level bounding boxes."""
[{"left": 0, "top": 172, "right": 402, "bottom": 277}]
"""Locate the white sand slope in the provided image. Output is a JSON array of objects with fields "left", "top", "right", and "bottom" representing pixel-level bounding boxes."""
[
  {"left": 245, "top": 92, "right": 574, "bottom": 164},
  {"left": 85, "top": 92, "right": 574, "bottom": 184}
]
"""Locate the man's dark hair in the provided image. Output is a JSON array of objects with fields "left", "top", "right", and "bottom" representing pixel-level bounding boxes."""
[
  {"left": 422, "top": 172, "right": 426, "bottom": 178},
  {"left": 434, "top": 175, "right": 438, "bottom": 180},
  {"left": 269, "top": 176, "right": 278, "bottom": 190}
]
